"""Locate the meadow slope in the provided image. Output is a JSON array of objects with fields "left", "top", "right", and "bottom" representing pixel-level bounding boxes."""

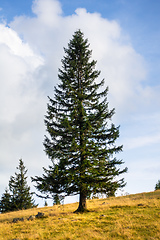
[{"left": 0, "top": 191, "right": 160, "bottom": 239}]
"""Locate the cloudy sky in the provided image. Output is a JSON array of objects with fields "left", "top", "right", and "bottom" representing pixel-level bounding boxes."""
[{"left": 0, "top": 0, "right": 160, "bottom": 206}]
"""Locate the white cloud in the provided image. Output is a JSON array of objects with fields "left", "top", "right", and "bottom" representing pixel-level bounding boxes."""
[
  {"left": 0, "top": 23, "right": 46, "bottom": 199},
  {"left": 32, "top": 0, "right": 62, "bottom": 27},
  {"left": 10, "top": 1, "right": 148, "bottom": 116},
  {"left": 0, "top": 24, "right": 44, "bottom": 122},
  {"left": 1, "top": 24, "right": 33, "bottom": 58},
  {"left": 124, "top": 134, "right": 160, "bottom": 150}
]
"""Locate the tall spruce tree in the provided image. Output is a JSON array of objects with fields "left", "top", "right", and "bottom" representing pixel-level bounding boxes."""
[
  {"left": 32, "top": 30, "right": 127, "bottom": 212},
  {"left": 0, "top": 159, "right": 36, "bottom": 212}
]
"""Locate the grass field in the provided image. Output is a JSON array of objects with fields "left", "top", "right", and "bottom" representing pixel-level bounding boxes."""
[{"left": 0, "top": 190, "right": 160, "bottom": 239}]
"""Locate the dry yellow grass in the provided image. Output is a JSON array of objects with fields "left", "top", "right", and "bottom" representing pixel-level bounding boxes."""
[{"left": 0, "top": 190, "right": 160, "bottom": 239}]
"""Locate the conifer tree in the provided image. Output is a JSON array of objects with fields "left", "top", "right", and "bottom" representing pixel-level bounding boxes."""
[
  {"left": 0, "top": 159, "right": 36, "bottom": 212},
  {"left": 155, "top": 180, "right": 160, "bottom": 190},
  {"left": 32, "top": 30, "right": 127, "bottom": 212},
  {"left": 0, "top": 189, "right": 12, "bottom": 213}
]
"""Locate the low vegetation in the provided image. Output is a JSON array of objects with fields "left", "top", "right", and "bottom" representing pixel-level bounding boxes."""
[{"left": 0, "top": 190, "right": 160, "bottom": 239}]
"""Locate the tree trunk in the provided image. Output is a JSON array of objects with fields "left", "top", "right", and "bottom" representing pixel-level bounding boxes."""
[{"left": 75, "top": 190, "right": 88, "bottom": 212}]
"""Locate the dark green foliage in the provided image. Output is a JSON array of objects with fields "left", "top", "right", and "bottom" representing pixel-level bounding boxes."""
[
  {"left": 155, "top": 180, "right": 160, "bottom": 190},
  {"left": 32, "top": 30, "right": 127, "bottom": 212},
  {"left": 0, "top": 189, "right": 12, "bottom": 213},
  {"left": 53, "top": 194, "right": 61, "bottom": 205},
  {"left": 0, "top": 159, "right": 36, "bottom": 213}
]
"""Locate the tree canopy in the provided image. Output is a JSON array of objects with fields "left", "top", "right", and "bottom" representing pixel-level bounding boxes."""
[
  {"left": 32, "top": 30, "right": 127, "bottom": 212},
  {"left": 155, "top": 180, "right": 160, "bottom": 191},
  {"left": 0, "top": 159, "right": 36, "bottom": 213}
]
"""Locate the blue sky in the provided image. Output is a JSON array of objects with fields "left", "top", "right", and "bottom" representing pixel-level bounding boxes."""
[
  {"left": 1, "top": 0, "right": 159, "bottom": 85},
  {"left": 0, "top": 0, "right": 160, "bottom": 206}
]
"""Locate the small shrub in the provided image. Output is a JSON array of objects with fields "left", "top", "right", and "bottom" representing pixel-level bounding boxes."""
[{"left": 155, "top": 180, "right": 160, "bottom": 190}]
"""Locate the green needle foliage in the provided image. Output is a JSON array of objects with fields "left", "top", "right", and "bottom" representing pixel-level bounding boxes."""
[
  {"left": 0, "top": 159, "right": 36, "bottom": 213},
  {"left": 155, "top": 180, "right": 160, "bottom": 190},
  {"left": 32, "top": 30, "right": 127, "bottom": 212},
  {"left": 0, "top": 189, "right": 12, "bottom": 213}
]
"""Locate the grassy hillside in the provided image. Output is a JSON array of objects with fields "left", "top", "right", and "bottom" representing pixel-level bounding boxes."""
[{"left": 0, "top": 190, "right": 160, "bottom": 239}]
